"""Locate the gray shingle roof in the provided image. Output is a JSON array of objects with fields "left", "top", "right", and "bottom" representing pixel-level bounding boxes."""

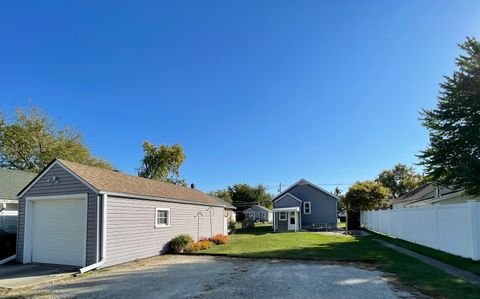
[
  {"left": 0, "top": 168, "right": 37, "bottom": 200},
  {"left": 244, "top": 205, "right": 271, "bottom": 213}
]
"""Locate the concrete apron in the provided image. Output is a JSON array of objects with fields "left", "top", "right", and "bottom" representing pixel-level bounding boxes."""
[{"left": 0, "top": 264, "right": 77, "bottom": 290}]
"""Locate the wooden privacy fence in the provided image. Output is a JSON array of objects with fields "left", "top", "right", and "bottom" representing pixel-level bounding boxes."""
[{"left": 361, "top": 201, "right": 480, "bottom": 261}]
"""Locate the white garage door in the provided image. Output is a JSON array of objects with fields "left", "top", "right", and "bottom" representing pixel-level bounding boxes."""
[{"left": 31, "top": 198, "right": 86, "bottom": 266}]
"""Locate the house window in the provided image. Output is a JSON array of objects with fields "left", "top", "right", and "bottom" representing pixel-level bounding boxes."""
[
  {"left": 155, "top": 208, "right": 170, "bottom": 228},
  {"left": 279, "top": 211, "right": 287, "bottom": 221},
  {"left": 304, "top": 202, "right": 311, "bottom": 214}
]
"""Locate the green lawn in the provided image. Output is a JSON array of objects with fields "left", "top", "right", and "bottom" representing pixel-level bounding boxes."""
[
  {"left": 202, "top": 224, "right": 480, "bottom": 299},
  {"left": 370, "top": 231, "right": 480, "bottom": 277}
]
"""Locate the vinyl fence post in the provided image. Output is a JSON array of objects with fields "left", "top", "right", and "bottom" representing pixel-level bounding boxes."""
[
  {"left": 434, "top": 204, "right": 440, "bottom": 250},
  {"left": 467, "top": 200, "right": 479, "bottom": 260}
]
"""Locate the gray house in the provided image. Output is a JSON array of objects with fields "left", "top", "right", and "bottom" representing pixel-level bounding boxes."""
[
  {"left": 243, "top": 205, "right": 272, "bottom": 222},
  {"left": 272, "top": 179, "right": 338, "bottom": 232},
  {"left": 16, "top": 159, "right": 233, "bottom": 271},
  {"left": 0, "top": 168, "right": 37, "bottom": 234},
  {"left": 390, "top": 183, "right": 480, "bottom": 209}
]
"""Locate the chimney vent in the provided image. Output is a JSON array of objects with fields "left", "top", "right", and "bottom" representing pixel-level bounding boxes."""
[{"left": 191, "top": 183, "right": 195, "bottom": 189}]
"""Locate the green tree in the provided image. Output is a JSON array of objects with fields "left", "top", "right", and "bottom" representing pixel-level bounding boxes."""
[
  {"left": 0, "top": 107, "right": 112, "bottom": 172},
  {"left": 208, "top": 189, "right": 232, "bottom": 204},
  {"left": 418, "top": 37, "right": 480, "bottom": 196},
  {"left": 138, "top": 141, "right": 186, "bottom": 186},
  {"left": 344, "top": 181, "right": 390, "bottom": 229},
  {"left": 344, "top": 181, "right": 390, "bottom": 212},
  {"left": 227, "top": 183, "right": 273, "bottom": 209},
  {"left": 376, "top": 163, "right": 425, "bottom": 198}
]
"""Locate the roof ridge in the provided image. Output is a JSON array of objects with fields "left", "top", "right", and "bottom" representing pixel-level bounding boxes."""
[
  {"left": 56, "top": 159, "right": 225, "bottom": 207},
  {"left": 57, "top": 159, "right": 202, "bottom": 193}
]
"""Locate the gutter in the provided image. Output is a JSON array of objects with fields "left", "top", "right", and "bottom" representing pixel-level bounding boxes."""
[
  {"left": 102, "top": 191, "right": 226, "bottom": 208},
  {"left": 79, "top": 193, "right": 108, "bottom": 273}
]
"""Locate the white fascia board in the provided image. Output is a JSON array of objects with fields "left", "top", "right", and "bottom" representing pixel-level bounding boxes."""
[
  {"left": 273, "top": 192, "right": 303, "bottom": 203},
  {"left": 102, "top": 191, "right": 226, "bottom": 208},
  {"left": 17, "top": 160, "right": 99, "bottom": 198},
  {"left": 271, "top": 179, "right": 340, "bottom": 202}
]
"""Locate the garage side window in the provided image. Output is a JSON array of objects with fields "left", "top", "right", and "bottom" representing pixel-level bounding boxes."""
[
  {"left": 279, "top": 211, "right": 287, "bottom": 221},
  {"left": 155, "top": 208, "right": 170, "bottom": 228}
]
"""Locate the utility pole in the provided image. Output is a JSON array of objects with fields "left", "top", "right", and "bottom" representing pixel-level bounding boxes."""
[{"left": 278, "top": 183, "right": 282, "bottom": 193}]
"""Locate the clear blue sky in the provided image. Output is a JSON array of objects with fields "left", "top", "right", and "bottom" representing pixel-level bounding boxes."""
[{"left": 1, "top": 1, "right": 479, "bottom": 194}]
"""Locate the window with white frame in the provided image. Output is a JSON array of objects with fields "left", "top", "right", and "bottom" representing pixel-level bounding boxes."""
[
  {"left": 279, "top": 211, "right": 287, "bottom": 221},
  {"left": 303, "top": 202, "right": 311, "bottom": 214},
  {"left": 155, "top": 208, "right": 170, "bottom": 228}
]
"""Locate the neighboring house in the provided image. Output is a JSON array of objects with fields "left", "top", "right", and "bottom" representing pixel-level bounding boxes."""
[
  {"left": 16, "top": 159, "right": 232, "bottom": 269},
  {"left": 0, "top": 168, "right": 37, "bottom": 234},
  {"left": 390, "top": 183, "right": 480, "bottom": 209},
  {"left": 243, "top": 205, "right": 272, "bottom": 222},
  {"left": 272, "top": 179, "right": 339, "bottom": 232}
]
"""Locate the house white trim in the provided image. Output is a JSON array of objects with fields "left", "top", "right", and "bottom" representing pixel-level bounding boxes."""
[
  {"left": 155, "top": 207, "right": 171, "bottom": 228},
  {"left": 102, "top": 191, "right": 226, "bottom": 208},
  {"left": 273, "top": 192, "right": 303, "bottom": 203},
  {"left": 23, "top": 193, "right": 88, "bottom": 267},
  {"left": 18, "top": 160, "right": 98, "bottom": 198},
  {"left": 303, "top": 201, "right": 311, "bottom": 214}
]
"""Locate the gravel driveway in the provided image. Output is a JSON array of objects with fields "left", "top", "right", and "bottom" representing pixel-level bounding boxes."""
[{"left": 1, "top": 255, "right": 418, "bottom": 299}]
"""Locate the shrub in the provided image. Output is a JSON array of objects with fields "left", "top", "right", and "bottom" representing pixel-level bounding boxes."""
[
  {"left": 208, "top": 234, "right": 229, "bottom": 245},
  {"left": 195, "top": 240, "right": 213, "bottom": 250},
  {"left": 169, "top": 234, "right": 194, "bottom": 253}
]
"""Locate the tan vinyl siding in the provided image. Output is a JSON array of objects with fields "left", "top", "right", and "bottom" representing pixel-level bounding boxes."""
[
  {"left": 17, "top": 165, "right": 99, "bottom": 265},
  {"left": 104, "top": 196, "right": 224, "bottom": 268}
]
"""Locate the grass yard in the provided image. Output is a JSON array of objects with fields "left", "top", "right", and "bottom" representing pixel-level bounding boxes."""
[
  {"left": 202, "top": 224, "right": 480, "bottom": 299},
  {"left": 370, "top": 231, "right": 480, "bottom": 277}
]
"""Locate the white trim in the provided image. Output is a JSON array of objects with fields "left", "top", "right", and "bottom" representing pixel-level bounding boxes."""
[
  {"left": 273, "top": 193, "right": 303, "bottom": 203},
  {"left": 80, "top": 193, "right": 107, "bottom": 273},
  {"left": 272, "top": 179, "right": 340, "bottom": 202},
  {"left": 303, "top": 201, "right": 311, "bottom": 214},
  {"left": 23, "top": 193, "right": 88, "bottom": 267},
  {"left": 155, "top": 207, "right": 171, "bottom": 228},
  {"left": 287, "top": 211, "right": 298, "bottom": 231},
  {"left": 17, "top": 160, "right": 98, "bottom": 198},
  {"left": 102, "top": 191, "right": 225, "bottom": 208},
  {"left": 279, "top": 211, "right": 287, "bottom": 221},
  {"left": 273, "top": 207, "right": 301, "bottom": 212},
  {"left": 0, "top": 199, "right": 18, "bottom": 204}
]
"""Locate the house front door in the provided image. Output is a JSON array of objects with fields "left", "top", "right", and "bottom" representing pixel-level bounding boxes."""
[{"left": 288, "top": 211, "right": 296, "bottom": 231}]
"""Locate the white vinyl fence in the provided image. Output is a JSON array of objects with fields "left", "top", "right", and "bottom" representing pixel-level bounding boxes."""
[{"left": 361, "top": 201, "right": 480, "bottom": 261}]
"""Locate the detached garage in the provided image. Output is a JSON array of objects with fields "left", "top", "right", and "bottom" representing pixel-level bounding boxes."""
[{"left": 17, "top": 159, "right": 233, "bottom": 271}]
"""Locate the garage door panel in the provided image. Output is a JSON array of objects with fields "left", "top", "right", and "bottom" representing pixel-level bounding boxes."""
[{"left": 31, "top": 199, "right": 86, "bottom": 266}]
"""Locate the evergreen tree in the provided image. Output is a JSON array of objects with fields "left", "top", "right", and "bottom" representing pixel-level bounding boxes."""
[{"left": 419, "top": 37, "right": 480, "bottom": 196}]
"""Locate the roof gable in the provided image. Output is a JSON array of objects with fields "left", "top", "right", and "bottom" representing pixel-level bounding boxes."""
[
  {"left": 19, "top": 159, "right": 227, "bottom": 207},
  {"left": 271, "top": 179, "right": 339, "bottom": 202}
]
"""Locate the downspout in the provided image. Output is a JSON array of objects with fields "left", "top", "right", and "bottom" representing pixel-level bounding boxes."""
[
  {"left": 79, "top": 193, "right": 107, "bottom": 273},
  {"left": 0, "top": 254, "right": 16, "bottom": 266}
]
